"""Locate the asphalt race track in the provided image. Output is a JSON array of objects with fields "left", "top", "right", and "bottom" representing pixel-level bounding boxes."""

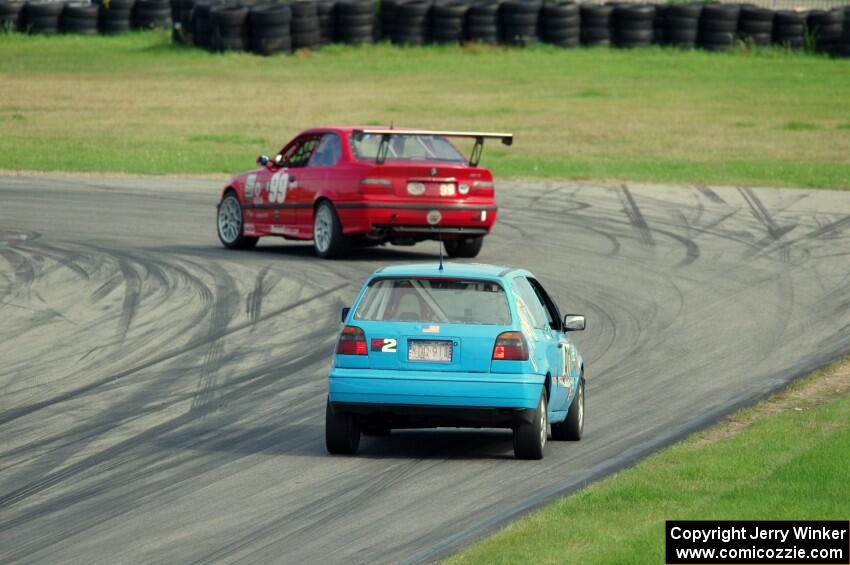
[{"left": 1, "top": 174, "right": 849, "bottom": 564}]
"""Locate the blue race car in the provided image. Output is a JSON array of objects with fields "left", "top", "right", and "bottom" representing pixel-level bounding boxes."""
[{"left": 326, "top": 262, "right": 586, "bottom": 460}]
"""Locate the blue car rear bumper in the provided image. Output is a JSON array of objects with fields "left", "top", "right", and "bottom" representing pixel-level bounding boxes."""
[{"left": 328, "top": 368, "right": 545, "bottom": 410}]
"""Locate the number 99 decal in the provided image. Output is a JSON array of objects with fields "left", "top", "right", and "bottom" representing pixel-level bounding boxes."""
[{"left": 268, "top": 170, "right": 289, "bottom": 204}]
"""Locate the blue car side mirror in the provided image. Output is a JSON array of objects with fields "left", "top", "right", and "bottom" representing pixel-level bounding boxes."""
[{"left": 563, "top": 314, "right": 585, "bottom": 332}]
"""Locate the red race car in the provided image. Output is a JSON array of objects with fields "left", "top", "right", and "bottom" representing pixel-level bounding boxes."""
[{"left": 215, "top": 126, "right": 513, "bottom": 259}]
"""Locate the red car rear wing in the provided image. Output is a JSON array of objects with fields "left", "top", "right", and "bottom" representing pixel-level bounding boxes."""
[{"left": 351, "top": 128, "right": 514, "bottom": 167}]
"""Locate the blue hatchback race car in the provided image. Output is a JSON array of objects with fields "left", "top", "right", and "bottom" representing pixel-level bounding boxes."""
[{"left": 326, "top": 262, "right": 586, "bottom": 459}]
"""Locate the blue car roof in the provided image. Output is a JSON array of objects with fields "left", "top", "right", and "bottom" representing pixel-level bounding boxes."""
[{"left": 370, "top": 262, "right": 527, "bottom": 281}]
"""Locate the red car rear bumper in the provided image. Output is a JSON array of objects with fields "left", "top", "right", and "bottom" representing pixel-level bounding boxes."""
[{"left": 336, "top": 201, "right": 498, "bottom": 237}]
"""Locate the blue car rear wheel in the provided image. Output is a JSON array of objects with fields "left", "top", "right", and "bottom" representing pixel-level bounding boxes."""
[
  {"left": 326, "top": 400, "right": 360, "bottom": 454},
  {"left": 513, "top": 392, "right": 547, "bottom": 460}
]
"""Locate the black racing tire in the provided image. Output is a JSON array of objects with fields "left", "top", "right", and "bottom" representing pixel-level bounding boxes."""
[
  {"left": 514, "top": 392, "right": 547, "bottom": 460},
  {"left": 326, "top": 400, "right": 360, "bottom": 455},
  {"left": 24, "top": 1, "right": 62, "bottom": 17},
  {"left": 313, "top": 200, "right": 347, "bottom": 259},
  {"left": 666, "top": 3, "right": 701, "bottom": 19},
  {"left": 739, "top": 20, "right": 772, "bottom": 34},
  {"left": 664, "top": 29, "right": 698, "bottom": 44},
  {"left": 699, "top": 17, "right": 737, "bottom": 33},
  {"left": 217, "top": 193, "right": 258, "bottom": 250},
  {"left": 774, "top": 10, "right": 803, "bottom": 26},
  {"left": 580, "top": 26, "right": 611, "bottom": 41},
  {"left": 701, "top": 4, "right": 739, "bottom": 22},
  {"left": 542, "top": 0, "right": 577, "bottom": 19},
  {"left": 335, "top": 0, "right": 372, "bottom": 15},
  {"left": 361, "top": 424, "right": 391, "bottom": 437},
  {"left": 664, "top": 16, "right": 699, "bottom": 31},
  {"left": 699, "top": 30, "right": 735, "bottom": 45},
  {"left": 338, "top": 10, "right": 372, "bottom": 26},
  {"left": 249, "top": 4, "right": 291, "bottom": 25},
  {"left": 740, "top": 5, "right": 773, "bottom": 23},
  {"left": 443, "top": 235, "right": 483, "bottom": 258},
  {"left": 432, "top": 1, "right": 465, "bottom": 18},
  {"left": 542, "top": 25, "right": 579, "bottom": 41},
  {"left": 251, "top": 36, "right": 292, "bottom": 54},
  {"left": 466, "top": 13, "right": 497, "bottom": 28},
  {"left": 551, "top": 376, "right": 584, "bottom": 441},
  {"left": 615, "top": 28, "right": 653, "bottom": 43}
]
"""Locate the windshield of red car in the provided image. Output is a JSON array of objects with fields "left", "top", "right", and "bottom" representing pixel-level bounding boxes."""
[
  {"left": 349, "top": 134, "right": 467, "bottom": 163},
  {"left": 353, "top": 277, "right": 511, "bottom": 325}
]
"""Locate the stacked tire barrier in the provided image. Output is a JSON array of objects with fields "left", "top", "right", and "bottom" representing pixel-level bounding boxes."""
[
  {"left": 4, "top": 0, "right": 850, "bottom": 59},
  {"left": 661, "top": 3, "right": 701, "bottom": 48},
  {"left": 133, "top": 0, "right": 170, "bottom": 29},
  {"left": 98, "top": 0, "right": 134, "bottom": 34},
  {"left": 1, "top": 0, "right": 24, "bottom": 31},
  {"left": 500, "top": 0, "right": 540, "bottom": 46},
  {"left": 773, "top": 10, "right": 805, "bottom": 48},
  {"left": 210, "top": 4, "right": 247, "bottom": 50},
  {"left": 465, "top": 0, "right": 499, "bottom": 44},
  {"left": 580, "top": 4, "right": 611, "bottom": 47},
  {"left": 249, "top": 4, "right": 291, "bottom": 54},
  {"left": 392, "top": 0, "right": 429, "bottom": 45},
  {"left": 540, "top": 0, "right": 579, "bottom": 48},
  {"left": 291, "top": 0, "right": 320, "bottom": 49},
  {"left": 317, "top": 0, "right": 334, "bottom": 44},
  {"left": 172, "top": 0, "right": 194, "bottom": 44},
  {"left": 22, "top": 1, "right": 63, "bottom": 34},
  {"left": 62, "top": 2, "right": 99, "bottom": 34},
  {"left": 807, "top": 8, "right": 844, "bottom": 54},
  {"left": 698, "top": 3, "right": 739, "bottom": 51},
  {"left": 334, "top": 0, "right": 374, "bottom": 44},
  {"left": 430, "top": 1, "right": 467, "bottom": 44},
  {"left": 738, "top": 5, "right": 773, "bottom": 46},
  {"left": 613, "top": 4, "right": 655, "bottom": 48}
]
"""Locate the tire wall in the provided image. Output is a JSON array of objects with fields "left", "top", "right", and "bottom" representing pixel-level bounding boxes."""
[{"left": 4, "top": 0, "right": 848, "bottom": 58}]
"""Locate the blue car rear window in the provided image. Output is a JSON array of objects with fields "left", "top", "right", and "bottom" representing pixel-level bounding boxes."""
[{"left": 353, "top": 278, "right": 512, "bottom": 325}]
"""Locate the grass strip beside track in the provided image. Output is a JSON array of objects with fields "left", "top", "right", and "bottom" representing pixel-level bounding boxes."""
[
  {"left": 448, "top": 357, "right": 850, "bottom": 564},
  {"left": 1, "top": 32, "right": 849, "bottom": 188}
]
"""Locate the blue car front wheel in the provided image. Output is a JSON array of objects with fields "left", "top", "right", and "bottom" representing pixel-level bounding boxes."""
[{"left": 552, "top": 377, "right": 584, "bottom": 441}]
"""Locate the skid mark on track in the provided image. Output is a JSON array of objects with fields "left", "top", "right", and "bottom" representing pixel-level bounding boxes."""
[
  {"left": 116, "top": 259, "right": 142, "bottom": 343},
  {"left": 696, "top": 185, "right": 728, "bottom": 206},
  {"left": 190, "top": 265, "right": 241, "bottom": 412},
  {"left": 0, "top": 283, "right": 347, "bottom": 428},
  {"left": 246, "top": 266, "right": 269, "bottom": 324},
  {"left": 0, "top": 345, "right": 331, "bottom": 523},
  {"left": 738, "top": 187, "right": 797, "bottom": 262},
  {"left": 616, "top": 185, "right": 655, "bottom": 246}
]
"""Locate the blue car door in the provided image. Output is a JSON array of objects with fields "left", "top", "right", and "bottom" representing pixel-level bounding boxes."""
[
  {"left": 527, "top": 277, "right": 576, "bottom": 415},
  {"left": 511, "top": 276, "right": 565, "bottom": 411}
]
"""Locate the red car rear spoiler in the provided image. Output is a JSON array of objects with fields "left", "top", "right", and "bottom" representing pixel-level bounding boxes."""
[{"left": 351, "top": 128, "right": 514, "bottom": 167}]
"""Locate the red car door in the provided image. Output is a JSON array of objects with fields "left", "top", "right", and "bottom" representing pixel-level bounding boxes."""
[
  {"left": 295, "top": 133, "right": 344, "bottom": 229},
  {"left": 255, "top": 136, "right": 315, "bottom": 232}
]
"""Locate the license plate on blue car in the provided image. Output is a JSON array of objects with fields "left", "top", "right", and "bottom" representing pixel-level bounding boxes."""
[{"left": 408, "top": 340, "right": 452, "bottom": 362}]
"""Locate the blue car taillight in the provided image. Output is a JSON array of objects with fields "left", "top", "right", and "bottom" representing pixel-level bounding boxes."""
[
  {"left": 337, "top": 326, "right": 367, "bottom": 355},
  {"left": 492, "top": 331, "right": 528, "bottom": 361}
]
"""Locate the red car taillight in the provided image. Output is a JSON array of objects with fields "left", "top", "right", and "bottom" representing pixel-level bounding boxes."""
[
  {"left": 492, "top": 331, "right": 528, "bottom": 361},
  {"left": 337, "top": 326, "right": 367, "bottom": 355},
  {"left": 359, "top": 178, "right": 393, "bottom": 194}
]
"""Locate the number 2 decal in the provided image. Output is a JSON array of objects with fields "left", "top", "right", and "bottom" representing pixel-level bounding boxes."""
[
  {"left": 268, "top": 170, "right": 289, "bottom": 204},
  {"left": 381, "top": 338, "right": 397, "bottom": 353}
]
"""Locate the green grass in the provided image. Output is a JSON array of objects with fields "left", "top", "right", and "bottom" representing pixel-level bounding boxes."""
[
  {"left": 448, "top": 360, "right": 850, "bottom": 564},
  {"left": 1, "top": 32, "right": 849, "bottom": 188}
]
